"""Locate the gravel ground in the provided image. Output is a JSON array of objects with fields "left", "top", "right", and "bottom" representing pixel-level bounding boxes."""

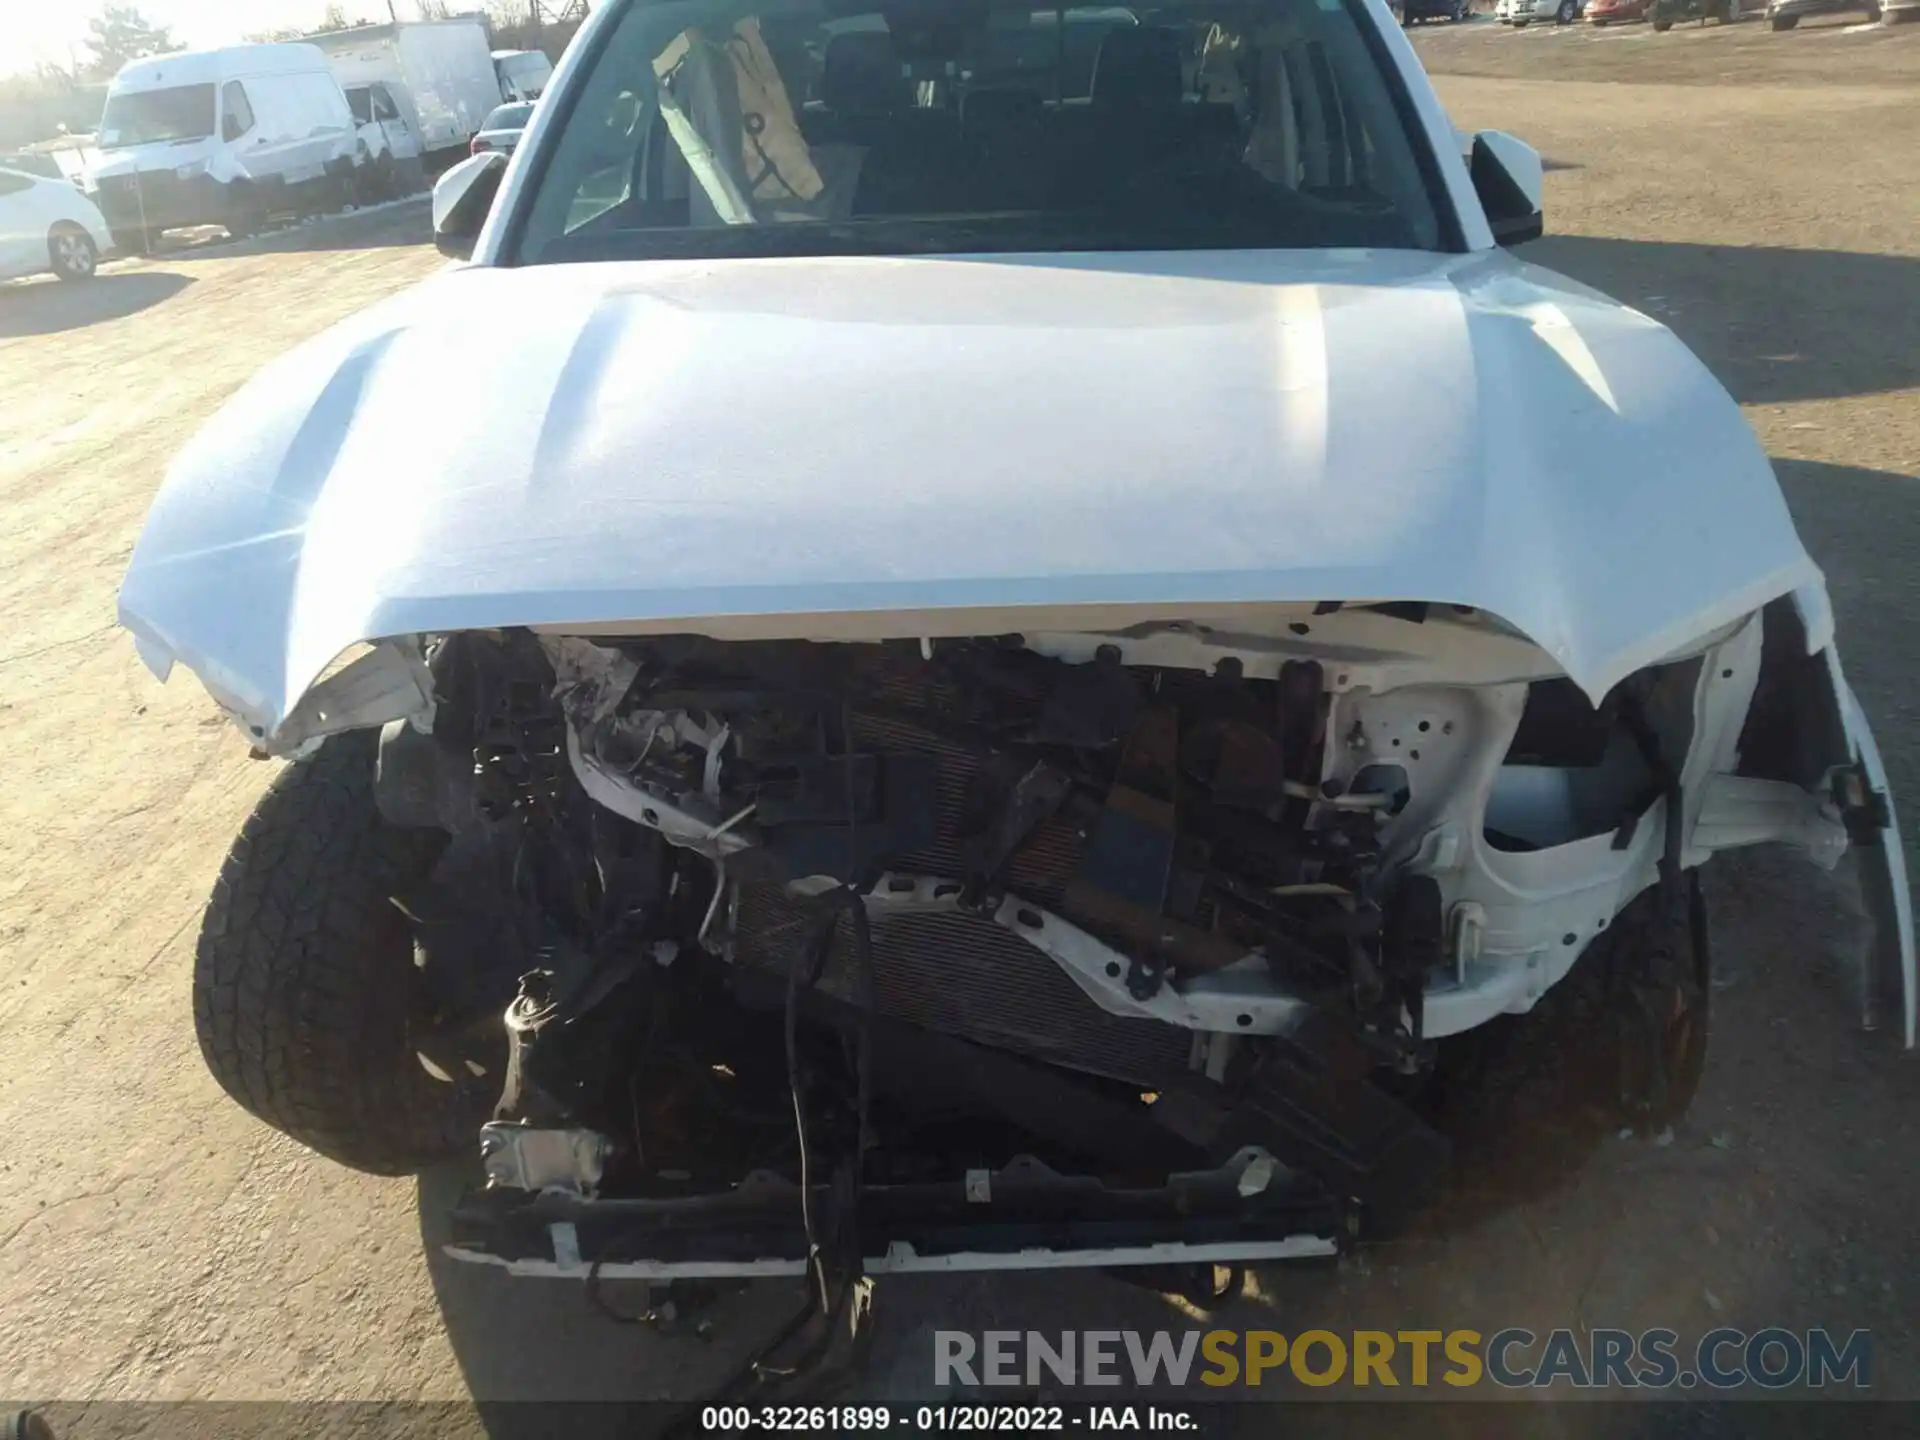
[{"left": 0, "top": 27, "right": 1915, "bottom": 1436}]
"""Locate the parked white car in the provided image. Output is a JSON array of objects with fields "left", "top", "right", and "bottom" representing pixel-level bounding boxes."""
[
  {"left": 120, "top": 0, "right": 1910, "bottom": 1302},
  {"left": 1498, "top": 0, "right": 1585, "bottom": 20},
  {"left": 0, "top": 165, "right": 112, "bottom": 281}
]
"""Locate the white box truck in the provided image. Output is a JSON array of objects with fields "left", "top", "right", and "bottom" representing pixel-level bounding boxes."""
[{"left": 308, "top": 19, "right": 500, "bottom": 161}]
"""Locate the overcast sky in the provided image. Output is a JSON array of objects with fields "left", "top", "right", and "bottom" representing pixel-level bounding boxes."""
[{"left": 11, "top": 1, "right": 446, "bottom": 72}]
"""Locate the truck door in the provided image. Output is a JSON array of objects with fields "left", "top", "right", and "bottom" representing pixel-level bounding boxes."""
[{"left": 371, "top": 85, "right": 421, "bottom": 163}]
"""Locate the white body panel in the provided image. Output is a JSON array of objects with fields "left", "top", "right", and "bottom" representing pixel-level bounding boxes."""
[
  {"left": 0, "top": 167, "right": 111, "bottom": 279},
  {"left": 313, "top": 22, "right": 502, "bottom": 154}
]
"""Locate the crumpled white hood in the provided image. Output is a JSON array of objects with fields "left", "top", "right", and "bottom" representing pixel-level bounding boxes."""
[{"left": 117, "top": 246, "right": 1821, "bottom": 733}]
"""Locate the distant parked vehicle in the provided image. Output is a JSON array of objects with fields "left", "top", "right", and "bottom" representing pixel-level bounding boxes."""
[
  {"left": 1651, "top": 0, "right": 1737, "bottom": 25},
  {"left": 469, "top": 102, "right": 534, "bottom": 158},
  {"left": 343, "top": 81, "right": 426, "bottom": 198},
  {"left": 1402, "top": 0, "right": 1472, "bottom": 21},
  {"left": 1763, "top": 0, "right": 1879, "bottom": 25},
  {"left": 1586, "top": 0, "right": 1651, "bottom": 21},
  {"left": 493, "top": 49, "right": 555, "bottom": 102},
  {"left": 310, "top": 19, "right": 502, "bottom": 162},
  {"left": 85, "top": 44, "right": 361, "bottom": 253},
  {"left": 0, "top": 166, "right": 112, "bottom": 282},
  {"left": 1498, "top": 0, "right": 1584, "bottom": 22}
]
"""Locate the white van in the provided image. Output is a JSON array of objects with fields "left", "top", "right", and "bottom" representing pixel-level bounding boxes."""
[
  {"left": 86, "top": 44, "right": 359, "bottom": 251},
  {"left": 492, "top": 49, "right": 555, "bottom": 103}
]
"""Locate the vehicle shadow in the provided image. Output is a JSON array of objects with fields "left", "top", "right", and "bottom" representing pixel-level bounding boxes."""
[
  {"left": 415, "top": 1160, "right": 798, "bottom": 1427},
  {"left": 1519, "top": 234, "right": 1920, "bottom": 403},
  {"left": 0, "top": 270, "right": 193, "bottom": 337},
  {"left": 157, "top": 197, "right": 433, "bottom": 262}
]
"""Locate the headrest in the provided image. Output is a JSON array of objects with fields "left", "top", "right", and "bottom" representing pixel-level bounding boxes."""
[
  {"left": 1089, "top": 26, "right": 1184, "bottom": 109},
  {"left": 821, "top": 30, "right": 911, "bottom": 113}
]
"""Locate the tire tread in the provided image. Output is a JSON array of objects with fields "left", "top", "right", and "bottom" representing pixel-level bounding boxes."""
[{"left": 193, "top": 732, "right": 472, "bottom": 1176}]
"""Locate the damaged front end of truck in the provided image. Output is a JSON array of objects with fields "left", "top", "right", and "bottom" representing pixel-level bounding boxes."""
[{"left": 149, "top": 588, "right": 1908, "bottom": 1296}]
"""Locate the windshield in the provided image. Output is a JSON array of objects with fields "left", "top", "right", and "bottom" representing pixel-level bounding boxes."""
[
  {"left": 99, "top": 84, "right": 217, "bottom": 149},
  {"left": 485, "top": 103, "right": 537, "bottom": 130},
  {"left": 346, "top": 88, "right": 374, "bottom": 124},
  {"left": 513, "top": 0, "right": 1444, "bottom": 265}
]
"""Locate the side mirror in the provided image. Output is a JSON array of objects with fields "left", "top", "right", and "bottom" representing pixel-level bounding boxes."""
[
  {"left": 432, "top": 151, "right": 508, "bottom": 260},
  {"left": 1469, "top": 130, "right": 1544, "bottom": 247}
]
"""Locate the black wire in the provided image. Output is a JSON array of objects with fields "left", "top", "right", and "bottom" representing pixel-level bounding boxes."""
[
  {"left": 785, "top": 896, "right": 842, "bottom": 1316},
  {"left": 659, "top": 715, "right": 884, "bottom": 1423}
]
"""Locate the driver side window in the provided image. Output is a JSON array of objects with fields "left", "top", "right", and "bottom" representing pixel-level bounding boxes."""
[{"left": 223, "top": 81, "right": 256, "bottom": 141}]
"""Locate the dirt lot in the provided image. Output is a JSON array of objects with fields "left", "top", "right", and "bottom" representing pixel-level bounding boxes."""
[{"left": 1, "top": 22, "right": 1916, "bottom": 1436}]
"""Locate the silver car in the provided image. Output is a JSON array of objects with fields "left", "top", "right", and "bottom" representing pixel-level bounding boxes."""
[{"left": 469, "top": 100, "right": 533, "bottom": 158}]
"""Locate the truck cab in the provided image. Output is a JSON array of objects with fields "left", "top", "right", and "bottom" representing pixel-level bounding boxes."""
[
  {"left": 342, "top": 80, "right": 425, "bottom": 197},
  {"left": 492, "top": 49, "right": 555, "bottom": 103}
]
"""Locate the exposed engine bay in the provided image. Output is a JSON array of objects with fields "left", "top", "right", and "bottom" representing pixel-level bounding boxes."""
[{"left": 333, "top": 596, "right": 1902, "bottom": 1304}]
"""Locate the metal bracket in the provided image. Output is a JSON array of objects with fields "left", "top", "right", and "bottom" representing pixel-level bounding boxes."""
[
  {"left": 1692, "top": 772, "right": 1848, "bottom": 871},
  {"left": 864, "top": 873, "right": 1309, "bottom": 1035}
]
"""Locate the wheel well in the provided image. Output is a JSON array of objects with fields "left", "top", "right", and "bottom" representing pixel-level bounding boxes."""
[{"left": 1735, "top": 596, "right": 1847, "bottom": 789}]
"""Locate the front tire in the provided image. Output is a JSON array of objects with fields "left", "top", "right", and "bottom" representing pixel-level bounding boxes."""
[
  {"left": 224, "top": 182, "right": 264, "bottom": 241},
  {"left": 1557, "top": 0, "right": 1578, "bottom": 20},
  {"left": 48, "top": 223, "right": 98, "bottom": 281},
  {"left": 194, "top": 731, "right": 495, "bottom": 1176},
  {"left": 1431, "top": 874, "right": 1711, "bottom": 1171}
]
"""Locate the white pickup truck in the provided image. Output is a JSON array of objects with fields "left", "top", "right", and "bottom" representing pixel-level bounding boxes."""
[{"left": 119, "top": 0, "right": 1911, "bottom": 1342}]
